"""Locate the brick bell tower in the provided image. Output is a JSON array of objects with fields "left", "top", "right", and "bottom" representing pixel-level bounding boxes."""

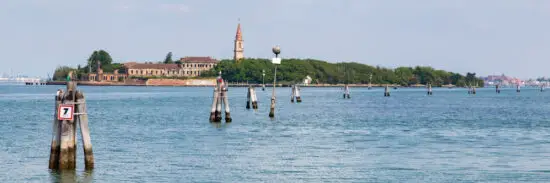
[{"left": 234, "top": 23, "right": 244, "bottom": 62}]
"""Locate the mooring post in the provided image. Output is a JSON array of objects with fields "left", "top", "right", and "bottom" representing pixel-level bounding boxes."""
[
  {"left": 48, "top": 90, "right": 63, "bottom": 169},
  {"left": 344, "top": 84, "right": 350, "bottom": 99},
  {"left": 427, "top": 84, "right": 433, "bottom": 95},
  {"left": 251, "top": 87, "right": 258, "bottom": 109},
  {"left": 209, "top": 87, "right": 218, "bottom": 122},
  {"left": 516, "top": 84, "right": 520, "bottom": 93},
  {"left": 542, "top": 84, "right": 545, "bottom": 92},
  {"left": 222, "top": 82, "right": 232, "bottom": 122},
  {"left": 58, "top": 81, "right": 77, "bottom": 169},
  {"left": 295, "top": 85, "right": 302, "bottom": 103},
  {"left": 384, "top": 85, "right": 390, "bottom": 97},
  {"left": 215, "top": 78, "right": 223, "bottom": 122},
  {"left": 75, "top": 90, "right": 94, "bottom": 169},
  {"left": 496, "top": 84, "right": 500, "bottom": 94},
  {"left": 472, "top": 86, "right": 476, "bottom": 95},
  {"left": 246, "top": 86, "right": 251, "bottom": 109},
  {"left": 290, "top": 85, "right": 295, "bottom": 103}
]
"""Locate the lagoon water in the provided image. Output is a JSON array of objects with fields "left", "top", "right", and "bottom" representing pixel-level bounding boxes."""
[{"left": 1, "top": 85, "right": 550, "bottom": 182}]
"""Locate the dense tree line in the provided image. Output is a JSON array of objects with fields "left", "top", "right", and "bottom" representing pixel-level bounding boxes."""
[{"left": 201, "top": 58, "right": 484, "bottom": 87}]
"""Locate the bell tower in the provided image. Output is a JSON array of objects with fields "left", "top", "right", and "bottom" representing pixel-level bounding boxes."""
[{"left": 234, "top": 23, "right": 244, "bottom": 62}]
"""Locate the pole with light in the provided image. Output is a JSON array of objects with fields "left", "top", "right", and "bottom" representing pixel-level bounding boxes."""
[{"left": 269, "top": 46, "right": 281, "bottom": 118}]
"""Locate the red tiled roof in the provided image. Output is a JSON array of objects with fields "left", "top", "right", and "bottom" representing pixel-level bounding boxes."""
[
  {"left": 179, "top": 57, "right": 218, "bottom": 63},
  {"left": 125, "top": 63, "right": 180, "bottom": 70},
  {"left": 236, "top": 23, "right": 242, "bottom": 40}
]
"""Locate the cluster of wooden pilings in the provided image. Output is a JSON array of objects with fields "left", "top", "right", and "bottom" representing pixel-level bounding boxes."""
[
  {"left": 468, "top": 86, "right": 477, "bottom": 95},
  {"left": 246, "top": 86, "right": 258, "bottom": 109},
  {"left": 291, "top": 85, "right": 302, "bottom": 103},
  {"left": 49, "top": 81, "right": 94, "bottom": 170},
  {"left": 209, "top": 76, "right": 232, "bottom": 122},
  {"left": 343, "top": 85, "right": 351, "bottom": 99}
]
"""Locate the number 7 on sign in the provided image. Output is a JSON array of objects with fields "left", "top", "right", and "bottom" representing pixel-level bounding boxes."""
[{"left": 58, "top": 104, "right": 74, "bottom": 121}]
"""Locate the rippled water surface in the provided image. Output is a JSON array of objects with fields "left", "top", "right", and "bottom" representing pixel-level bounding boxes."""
[{"left": 1, "top": 85, "right": 550, "bottom": 182}]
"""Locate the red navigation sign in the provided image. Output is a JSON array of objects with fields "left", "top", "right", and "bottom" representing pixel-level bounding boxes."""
[{"left": 58, "top": 104, "right": 74, "bottom": 121}]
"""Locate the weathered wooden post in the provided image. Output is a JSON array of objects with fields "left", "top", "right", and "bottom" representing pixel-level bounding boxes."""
[
  {"left": 49, "top": 81, "right": 94, "bottom": 170},
  {"left": 269, "top": 46, "right": 281, "bottom": 118},
  {"left": 221, "top": 81, "right": 232, "bottom": 122},
  {"left": 211, "top": 72, "right": 231, "bottom": 122},
  {"left": 295, "top": 85, "right": 302, "bottom": 103},
  {"left": 246, "top": 86, "right": 251, "bottom": 109},
  {"left": 251, "top": 87, "right": 258, "bottom": 109},
  {"left": 516, "top": 84, "right": 521, "bottom": 93},
  {"left": 214, "top": 74, "right": 223, "bottom": 122},
  {"left": 48, "top": 90, "right": 63, "bottom": 169},
  {"left": 496, "top": 84, "right": 500, "bottom": 93},
  {"left": 541, "top": 84, "right": 545, "bottom": 92},
  {"left": 75, "top": 90, "right": 94, "bottom": 169},
  {"left": 58, "top": 81, "right": 76, "bottom": 169},
  {"left": 472, "top": 86, "right": 476, "bottom": 95},
  {"left": 384, "top": 84, "right": 390, "bottom": 97},
  {"left": 290, "top": 85, "right": 295, "bottom": 103},
  {"left": 209, "top": 86, "right": 218, "bottom": 122},
  {"left": 427, "top": 83, "right": 433, "bottom": 95},
  {"left": 343, "top": 84, "right": 350, "bottom": 99}
]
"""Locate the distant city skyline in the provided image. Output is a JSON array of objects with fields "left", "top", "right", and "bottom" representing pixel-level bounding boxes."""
[{"left": 1, "top": 0, "right": 550, "bottom": 79}]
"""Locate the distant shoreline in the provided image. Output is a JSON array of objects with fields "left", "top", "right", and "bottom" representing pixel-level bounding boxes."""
[{"left": 44, "top": 81, "right": 460, "bottom": 88}]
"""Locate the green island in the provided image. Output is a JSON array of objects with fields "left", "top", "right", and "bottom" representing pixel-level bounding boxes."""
[
  {"left": 53, "top": 50, "right": 483, "bottom": 87},
  {"left": 203, "top": 59, "right": 483, "bottom": 87}
]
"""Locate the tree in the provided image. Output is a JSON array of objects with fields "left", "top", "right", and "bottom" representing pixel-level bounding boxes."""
[
  {"left": 86, "top": 50, "right": 113, "bottom": 73},
  {"left": 164, "top": 52, "right": 174, "bottom": 64},
  {"left": 52, "top": 66, "right": 77, "bottom": 81}
]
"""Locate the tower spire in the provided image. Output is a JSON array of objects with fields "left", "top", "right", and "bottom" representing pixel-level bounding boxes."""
[
  {"left": 234, "top": 21, "right": 244, "bottom": 61},
  {"left": 236, "top": 23, "right": 242, "bottom": 40}
]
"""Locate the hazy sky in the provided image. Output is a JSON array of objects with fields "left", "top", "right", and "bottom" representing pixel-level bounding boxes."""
[{"left": 1, "top": 0, "right": 549, "bottom": 78}]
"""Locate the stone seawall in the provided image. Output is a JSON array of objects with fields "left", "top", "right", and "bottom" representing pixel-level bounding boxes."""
[{"left": 145, "top": 79, "right": 216, "bottom": 86}]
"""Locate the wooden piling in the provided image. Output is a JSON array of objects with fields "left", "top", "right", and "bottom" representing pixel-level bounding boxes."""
[
  {"left": 427, "top": 84, "right": 433, "bottom": 95},
  {"left": 215, "top": 88, "right": 222, "bottom": 122},
  {"left": 75, "top": 91, "right": 94, "bottom": 169},
  {"left": 221, "top": 86, "right": 232, "bottom": 122},
  {"left": 251, "top": 87, "right": 258, "bottom": 109},
  {"left": 541, "top": 85, "right": 545, "bottom": 92},
  {"left": 209, "top": 87, "right": 218, "bottom": 122},
  {"left": 290, "top": 85, "right": 295, "bottom": 103},
  {"left": 49, "top": 82, "right": 94, "bottom": 170},
  {"left": 48, "top": 92, "right": 63, "bottom": 169},
  {"left": 472, "top": 86, "right": 476, "bottom": 95},
  {"left": 246, "top": 86, "right": 251, "bottom": 109},
  {"left": 384, "top": 85, "right": 390, "bottom": 97},
  {"left": 58, "top": 82, "right": 76, "bottom": 169},
  {"left": 295, "top": 85, "right": 302, "bottom": 103},
  {"left": 343, "top": 85, "right": 350, "bottom": 99},
  {"left": 516, "top": 84, "right": 521, "bottom": 93},
  {"left": 496, "top": 84, "right": 500, "bottom": 94}
]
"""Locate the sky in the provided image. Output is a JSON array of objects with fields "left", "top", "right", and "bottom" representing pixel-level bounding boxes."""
[{"left": 1, "top": 0, "right": 550, "bottom": 79}]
